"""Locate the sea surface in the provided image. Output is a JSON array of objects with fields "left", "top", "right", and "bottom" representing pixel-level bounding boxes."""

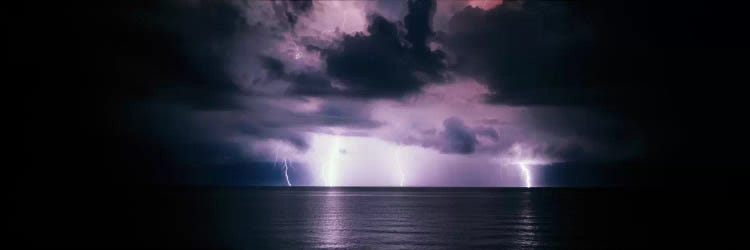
[
  {"left": 155, "top": 187, "right": 689, "bottom": 249},
  {"left": 15, "top": 186, "right": 743, "bottom": 248}
]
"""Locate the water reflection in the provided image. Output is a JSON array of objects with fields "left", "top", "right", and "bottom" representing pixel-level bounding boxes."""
[
  {"left": 226, "top": 188, "right": 615, "bottom": 249},
  {"left": 513, "top": 190, "right": 539, "bottom": 248},
  {"left": 313, "top": 190, "right": 350, "bottom": 249}
]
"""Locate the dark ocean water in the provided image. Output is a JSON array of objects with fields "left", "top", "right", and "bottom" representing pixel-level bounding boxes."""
[
  {"left": 158, "top": 187, "right": 682, "bottom": 249},
  {"left": 13, "top": 186, "right": 747, "bottom": 248}
]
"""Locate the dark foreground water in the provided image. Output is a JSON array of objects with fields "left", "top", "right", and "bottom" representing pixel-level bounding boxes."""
[
  {"left": 155, "top": 187, "right": 712, "bottom": 249},
  {"left": 15, "top": 187, "right": 745, "bottom": 248}
]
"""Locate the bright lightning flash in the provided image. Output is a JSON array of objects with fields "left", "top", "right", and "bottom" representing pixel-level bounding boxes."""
[
  {"left": 504, "top": 143, "right": 548, "bottom": 188},
  {"left": 282, "top": 159, "right": 292, "bottom": 187},
  {"left": 394, "top": 147, "right": 405, "bottom": 187},
  {"left": 326, "top": 136, "right": 342, "bottom": 187},
  {"left": 518, "top": 161, "right": 532, "bottom": 188},
  {"left": 274, "top": 147, "right": 293, "bottom": 186}
]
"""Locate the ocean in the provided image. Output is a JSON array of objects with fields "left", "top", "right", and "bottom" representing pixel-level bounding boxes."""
[
  {"left": 156, "top": 187, "right": 680, "bottom": 249},
  {"left": 12, "top": 186, "right": 744, "bottom": 248}
]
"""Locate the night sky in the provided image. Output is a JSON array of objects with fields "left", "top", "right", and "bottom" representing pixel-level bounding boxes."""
[{"left": 13, "top": 0, "right": 748, "bottom": 188}]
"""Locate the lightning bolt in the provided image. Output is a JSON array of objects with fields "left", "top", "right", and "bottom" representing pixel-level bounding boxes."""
[
  {"left": 394, "top": 146, "right": 405, "bottom": 187},
  {"left": 274, "top": 146, "right": 293, "bottom": 187},
  {"left": 282, "top": 159, "right": 292, "bottom": 187},
  {"left": 518, "top": 162, "right": 532, "bottom": 188},
  {"left": 325, "top": 136, "right": 341, "bottom": 187}
]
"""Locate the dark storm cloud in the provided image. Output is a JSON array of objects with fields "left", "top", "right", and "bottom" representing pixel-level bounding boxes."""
[
  {"left": 519, "top": 107, "right": 643, "bottom": 162},
  {"left": 289, "top": 0, "right": 313, "bottom": 13},
  {"left": 443, "top": 1, "right": 595, "bottom": 105},
  {"left": 315, "top": 100, "right": 383, "bottom": 128},
  {"left": 259, "top": 55, "right": 340, "bottom": 96},
  {"left": 404, "top": 0, "right": 436, "bottom": 51},
  {"left": 235, "top": 121, "right": 311, "bottom": 151},
  {"left": 139, "top": 97, "right": 382, "bottom": 164},
  {"left": 323, "top": 0, "right": 446, "bottom": 98},
  {"left": 130, "top": 102, "right": 250, "bottom": 166},
  {"left": 270, "top": 0, "right": 314, "bottom": 28},
  {"left": 436, "top": 0, "right": 680, "bottom": 163},
  {"left": 287, "top": 72, "right": 339, "bottom": 96},
  {"left": 439, "top": 117, "right": 478, "bottom": 154},
  {"left": 260, "top": 56, "right": 286, "bottom": 79},
  {"left": 257, "top": 0, "right": 446, "bottom": 99},
  {"left": 396, "top": 117, "right": 511, "bottom": 156},
  {"left": 75, "top": 0, "right": 262, "bottom": 167},
  {"left": 374, "top": 0, "right": 407, "bottom": 21},
  {"left": 102, "top": 0, "right": 380, "bottom": 166},
  {"left": 116, "top": 0, "right": 249, "bottom": 110},
  {"left": 243, "top": 98, "right": 381, "bottom": 131}
]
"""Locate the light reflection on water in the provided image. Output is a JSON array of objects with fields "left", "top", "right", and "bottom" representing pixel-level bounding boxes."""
[
  {"left": 514, "top": 190, "right": 539, "bottom": 248},
  {"left": 315, "top": 190, "right": 349, "bottom": 249},
  {"left": 211, "top": 188, "right": 631, "bottom": 249}
]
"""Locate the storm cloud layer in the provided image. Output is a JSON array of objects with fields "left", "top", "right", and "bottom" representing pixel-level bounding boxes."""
[
  {"left": 22, "top": 0, "right": 744, "bottom": 187},
  {"left": 84, "top": 0, "right": 646, "bottom": 186}
]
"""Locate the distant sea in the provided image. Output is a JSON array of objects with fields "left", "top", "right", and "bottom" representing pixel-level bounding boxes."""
[{"left": 153, "top": 187, "right": 711, "bottom": 249}]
